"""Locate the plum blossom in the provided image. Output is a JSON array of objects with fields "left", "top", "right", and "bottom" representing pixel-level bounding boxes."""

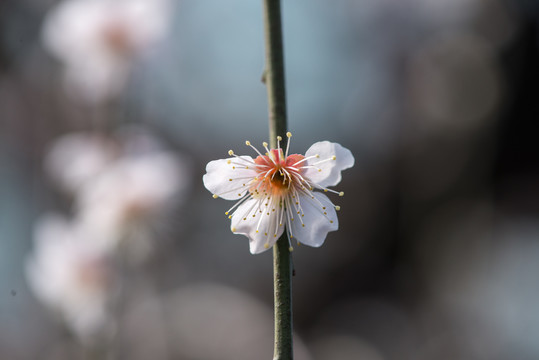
[
  {"left": 42, "top": 0, "right": 171, "bottom": 103},
  {"left": 203, "top": 133, "right": 354, "bottom": 254},
  {"left": 25, "top": 214, "right": 114, "bottom": 341},
  {"left": 77, "top": 150, "right": 189, "bottom": 256},
  {"left": 44, "top": 127, "right": 191, "bottom": 256}
]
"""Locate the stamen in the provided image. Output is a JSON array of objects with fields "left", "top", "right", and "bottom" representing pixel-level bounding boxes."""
[
  {"left": 262, "top": 142, "right": 270, "bottom": 153},
  {"left": 311, "top": 157, "right": 337, "bottom": 166},
  {"left": 245, "top": 141, "right": 272, "bottom": 166},
  {"left": 224, "top": 193, "right": 252, "bottom": 216},
  {"left": 292, "top": 155, "right": 318, "bottom": 167},
  {"left": 285, "top": 132, "right": 292, "bottom": 158},
  {"left": 214, "top": 184, "right": 250, "bottom": 198}
]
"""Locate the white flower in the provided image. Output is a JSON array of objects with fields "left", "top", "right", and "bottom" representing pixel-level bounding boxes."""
[
  {"left": 203, "top": 133, "right": 354, "bottom": 254},
  {"left": 25, "top": 214, "right": 113, "bottom": 340},
  {"left": 76, "top": 150, "right": 190, "bottom": 255},
  {"left": 43, "top": 127, "right": 190, "bottom": 257},
  {"left": 42, "top": 0, "right": 171, "bottom": 103}
]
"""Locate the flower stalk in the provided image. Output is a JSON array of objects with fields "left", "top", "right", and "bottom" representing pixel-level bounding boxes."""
[{"left": 262, "top": 0, "right": 293, "bottom": 359}]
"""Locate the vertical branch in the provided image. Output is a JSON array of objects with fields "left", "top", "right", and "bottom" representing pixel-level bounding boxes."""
[
  {"left": 263, "top": 0, "right": 288, "bottom": 144},
  {"left": 262, "top": 1, "right": 293, "bottom": 360}
]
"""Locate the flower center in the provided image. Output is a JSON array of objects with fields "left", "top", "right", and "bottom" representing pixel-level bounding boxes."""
[
  {"left": 251, "top": 150, "right": 305, "bottom": 198},
  {"left": 102, "top": 21, "right": 134, "bottom": 56}
]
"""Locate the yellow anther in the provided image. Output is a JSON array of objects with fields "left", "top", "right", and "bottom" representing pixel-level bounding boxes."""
[
  {"left": 302, "top": 224, "right": 305, "bottom": 227},
  {"left": 225, "top": 211, "right": 229, "bottom": 215},
  {"left": 277, "top": 136, "right": 282, "bottom": 141},
  {"left": 332, "top": 156, "right": 337, "bottom": 160},
  {"left": 263, "top": 142, "right": 268, "bottom": 147},
  {"left": 286, "top": 132, "right": 292, "bottom": 138},
  {"left": 227, "top": 160, "right": 231, "bottom": 164},
  {"left": 245, "top": 140, "right": 251, "bottom": 146},
  {"left": 274, "top": 234, "right": 277, "bottom": 237},
  {"left": 256, "top": 230, "right": 259, "bottom": 233},
  {"left": 229, "top": 178, "right": 232, "bottom": 181},
  {"left": 330, "top": 220, "right": 334, "bottom": 223},
  {"left": 212, "top": 194, "right": 218, "bottom": 199},
  {"left": 264, "top": 243, "right": 270, "bottom": 249},
  {"left": 228, "top": 150, "right": 234, "bottom": 156},
  {"left": 335, "top": 206, "right": 341, "bottom": 211},
  {"left": 289, "top": 246, "right": 294, "bottom": 252},
  {"left": 339, "top": 191, "right": 344, "bottom": 197},
  {"left": 228, "top": 215, "right": 232, "bottom": 219},
  {"left": 232, "top": 227, "right": 236, "bottom": 231}
]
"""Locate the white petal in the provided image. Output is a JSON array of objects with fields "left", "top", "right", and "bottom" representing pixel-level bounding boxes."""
[
  {"left": 230, "top": 198, "right": 285, "bottom": 254},
  {"left": 302, "top": 141, "right": 354, "bottom": 188},
  {"left": 289, "top": 192, "right": 338, "bottom": 247},
  {"left": 203, "top": 156, "right": 257, "bottom": 200}
]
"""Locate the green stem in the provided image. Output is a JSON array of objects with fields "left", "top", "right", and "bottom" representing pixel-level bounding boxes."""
[
  {"left": 263, "top": 0, "right": 288, "bottom": 143},
  {"left": 262, "top": 1, "right": 293, "bottom": 359}
]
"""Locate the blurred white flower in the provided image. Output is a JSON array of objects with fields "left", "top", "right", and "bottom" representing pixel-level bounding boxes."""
[
  {"left": 25, "top": 214, "right": 114, "bottom": 341},
  {"left": 44, "top": 127, "right": 190, "bottom": 257},
  {"left": 42, "top": 0, "right": 171, "bottom": 103},
  {"left": 45, "top": 132, "right": 119, "bottom": 193},
  {"left": 77, "top": 150, "right": 189, "bottom": 254}
]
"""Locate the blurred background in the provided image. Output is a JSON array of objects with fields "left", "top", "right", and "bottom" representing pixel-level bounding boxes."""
[{"left": 1, "top": 0, "right": 538, "bottom": 359}]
